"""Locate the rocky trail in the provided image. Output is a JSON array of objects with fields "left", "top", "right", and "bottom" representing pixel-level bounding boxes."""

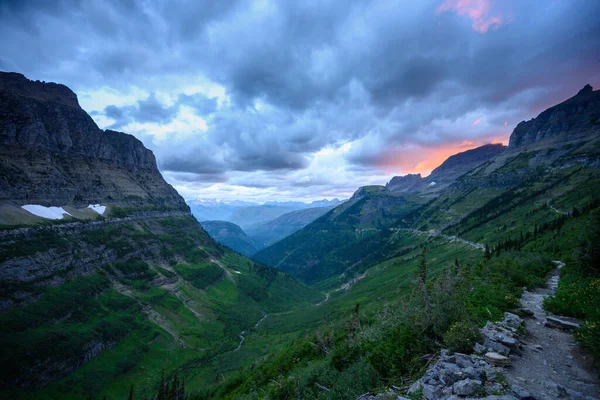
[
  {"left": 505, "top": 261, "right": 600, "bottom": 399},
  {"left": 366, "top": 261, "right": 600, "bottom": 400}
]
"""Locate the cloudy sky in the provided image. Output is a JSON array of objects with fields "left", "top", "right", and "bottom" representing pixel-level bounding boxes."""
[{"left": 1, "top": 0, "right": 599, "bottom": 202}]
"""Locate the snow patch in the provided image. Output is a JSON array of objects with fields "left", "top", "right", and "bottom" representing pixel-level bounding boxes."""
[
  {"left": 22, "top": 205, "right": 72, "bottom": 220},
  {"left": 87, "top": 204, "right": 106, "bottom": 215},
  {"left": 428, "top": 181, "right": 437, "bottom": 187},
  {"left": 233, "top": 270, "right": 242, "bottom": 275}
]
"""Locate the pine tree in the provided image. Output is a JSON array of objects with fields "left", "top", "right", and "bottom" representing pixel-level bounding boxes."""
[{"left": 484, "top": 244, "right": 492, "bottom": 260}]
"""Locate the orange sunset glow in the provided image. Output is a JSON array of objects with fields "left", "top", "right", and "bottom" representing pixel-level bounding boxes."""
[{"left": 380, "top": 136, "right": 508, "bottom": 176}]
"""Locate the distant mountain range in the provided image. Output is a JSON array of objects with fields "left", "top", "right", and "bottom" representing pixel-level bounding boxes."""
[
  {"left": 194, "top": 200, "right": 341, "bottom": 255},
  {"left": 187, "top": 198, "right": 342, "bottom": 226}
]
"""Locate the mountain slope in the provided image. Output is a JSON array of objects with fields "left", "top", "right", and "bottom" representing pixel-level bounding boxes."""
[
  {"left": 200, "top": 220, "right": 258, "bottom": 256},
  {"left": 253, "top": 187, "right": 425, "bottom": 285},
  {"left": 246, "top": 205, "right": 335, "bottom": 249},
  {"left": 0, "top": 73, "right": 322, "bottom": 399},
  {"left": 256, "top": 86, "right": 600, "bottom": 288}
]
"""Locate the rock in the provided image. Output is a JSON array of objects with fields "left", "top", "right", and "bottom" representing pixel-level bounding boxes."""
[
  {"left": 501, "top": 313, "right": 524, "bottom": 330},
  {"left": 455, "top": 353, "right": 474, "bottom": 368},
  {"left": 528, "top": 344, "right": 543, "bottom": 352},
  {"left": 474, "top": 342, "right": 487, "bottom": 354},
  {"left": 508, "top": 84, "right": 600, "bottom": 148},
  {"left": 518, "top": 308, "right": 534, "bottom": 318},
  {"left": 453, "top": 378, "right": 482, "bottom": 396},
  {"left": 484, "top": 337, "right": 511, "bottom": 356},
  {"left": 511, "top": 384, "right": 534, "bottom": 399},
  {"left": 422, "top": 383, "right": 443, "bottom": 400},
  {"left": 485, "top": 352, "right": 511, "bottom": 367},
  {"left": 545, "top": 316, "right": 580, "bottom": 330}
]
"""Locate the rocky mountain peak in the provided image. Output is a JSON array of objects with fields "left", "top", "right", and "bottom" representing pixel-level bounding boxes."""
[
  {"left": 0, "top": 72, "right": 187, "bottom": 210},
  {"left": 386, "top": 173, "right": 422, "bottom": 193},
  {"left": 508, "top": 84, "right": 600, "bottom": 149},
  {"left": 0, "top": 71, "right": 79, "bottom": 108},
  {"left": 578, "top": 84, "right": 593, "bottom": 95}
]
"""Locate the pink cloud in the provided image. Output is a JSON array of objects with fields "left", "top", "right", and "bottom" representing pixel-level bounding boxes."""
[
  {"left": 437, "top": 0, "right": 504, "bottom": 33},
  {"left": 472, "top": 117, "right": 482, "bottom": 126}
]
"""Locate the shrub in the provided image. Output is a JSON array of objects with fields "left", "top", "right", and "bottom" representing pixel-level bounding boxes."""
[{"left": 443, "top": 320, "right": 482, "bottom": 354}]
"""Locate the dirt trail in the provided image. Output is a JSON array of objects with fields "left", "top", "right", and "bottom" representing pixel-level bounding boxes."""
[
  {"left": 390, "top": 227, "right": 485, "bottom": 251},
  {"left": 233, "top": 313, "right": 269, "bottom": 352},
  {"left": 506, "top": 261, "right": 600, "bottom": 399}
]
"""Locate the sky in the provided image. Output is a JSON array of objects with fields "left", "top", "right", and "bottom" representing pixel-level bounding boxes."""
[{"left": 1, "top": 0, "right": 599, "bottom": 202}]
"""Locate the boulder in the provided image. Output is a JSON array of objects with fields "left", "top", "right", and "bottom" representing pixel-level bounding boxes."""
[
  {"left": 545, "top": 316, "right": 580, "bottom": 330},
  {"left": 485, "top": 352, "right": 511, "bottom": 367},
  {"left": 453, "top": 378, "right": 482, "bottom": 396}
]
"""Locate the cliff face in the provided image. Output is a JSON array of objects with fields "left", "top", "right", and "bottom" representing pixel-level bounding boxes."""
[
  {"left": 0, "top": 72, "right": 186, "bottom": 209},
  {"left": 386, "top": 173, "right": 422, "bottom": 193},
  {"left": 508, "top": 84, "right": 600, "bottom": 149}
]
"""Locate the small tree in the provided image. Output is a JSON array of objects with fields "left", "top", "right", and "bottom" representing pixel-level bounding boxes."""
[
  {"left": 128, "top": 384, "right": 134, "bottom": 400},
  {"left": 484, "top": 244, "right": 492, "bottom": 260}
]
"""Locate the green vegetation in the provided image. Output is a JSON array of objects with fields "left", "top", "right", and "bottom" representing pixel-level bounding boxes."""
[
  {"left": 193, "top": 251, "right": 552, "bottom": 399},
  {"left": 543, "top": 212, "right": 600, "bottom": 369},
  {"left": 0, "top": 216, "right": 322, "bottom": 399}
]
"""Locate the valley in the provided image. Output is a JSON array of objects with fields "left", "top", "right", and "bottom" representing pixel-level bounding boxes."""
[{"left": 1, "top": 76, "right": 599, "bottom": 399}]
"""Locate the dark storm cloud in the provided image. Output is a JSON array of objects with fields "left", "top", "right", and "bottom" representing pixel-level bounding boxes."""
[{"left": 1, "top": 0, "right": 599, "bottom": 197}]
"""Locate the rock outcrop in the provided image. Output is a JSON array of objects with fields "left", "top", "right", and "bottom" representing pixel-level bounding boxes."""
[
  {"left": 0, "top": 72, "right": 186, "bottom": 210},
  {"left": 508, "top": 84, "right": 600, "bottom": 149},
  {"left": 386, "top": 173, "right": 423, "bottom": 193},
  {"left": 400, "top": 313, "right": 527, "bottom": 400}
]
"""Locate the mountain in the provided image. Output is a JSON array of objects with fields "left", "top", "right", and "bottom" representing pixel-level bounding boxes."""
[
  {"left": 256, "top": 86, "right": 600, "bottom": 287},
  {"left": 0, "top": 73, "right": 322, "bottom": 398},
  {"left": 187, "top": 197, "right": 343, "bottom": 228},
  {"left": 245, "top": 205, "right": 335, "bottom": 249},
  {"left": 0, "top": 72, "right": 186, "bottom": 211},
  {"left": 386, "top": 143, "right": 507, "bottom": 194},
  {"left": 187, "top": 198, "right": 256, "bottom": 221},
  {"left": 509, "top": 84, "right": 599, "bottom": 148},
  {"left": 200, "top": 220, "right": 258, "bottom": 256},
  {"left": 253, "top": 186, "right": 424, "bottom": 284},
  {"left": 229, "top": 204, "right": 299, "bottom": 230}
]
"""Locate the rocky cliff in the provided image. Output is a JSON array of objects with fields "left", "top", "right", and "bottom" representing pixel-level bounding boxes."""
[
  {"left": 386, "top": 143, "right": 506, "bottom": 194},
  {"left": 0, "top": 72, "right": 186, "bottom": 210},
  {"left": 508, "top": 84, "right": 600, "bottom": 149}
]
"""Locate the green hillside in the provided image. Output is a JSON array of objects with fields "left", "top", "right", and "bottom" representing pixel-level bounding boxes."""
[
  {"left": 200, "top": 220, "right": 259, "bottom": 256},
  {"left": 0, "top": 215, "right": 322, "bottom": 399},
  {"left": 246, "top": 206, "right": 335, "bottom": 249}
]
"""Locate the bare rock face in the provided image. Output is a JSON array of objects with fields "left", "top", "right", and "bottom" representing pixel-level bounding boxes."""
[
  {"left": 508, "top": 84, "right": 600, "bottom": 149},
  {"left": 0, "top": 72, "right": 187, "bottom": 210},
  {"left": 386, "top": 173, "right": 422, "bottom": 193}
]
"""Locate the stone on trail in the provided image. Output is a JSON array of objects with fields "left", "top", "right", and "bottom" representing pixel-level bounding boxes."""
[
  {"left": 545, "top": 316, "right": 580, "bottom": 331},
  {"left": 485, "top": 352, "right": 511, "bottom": 366}
]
